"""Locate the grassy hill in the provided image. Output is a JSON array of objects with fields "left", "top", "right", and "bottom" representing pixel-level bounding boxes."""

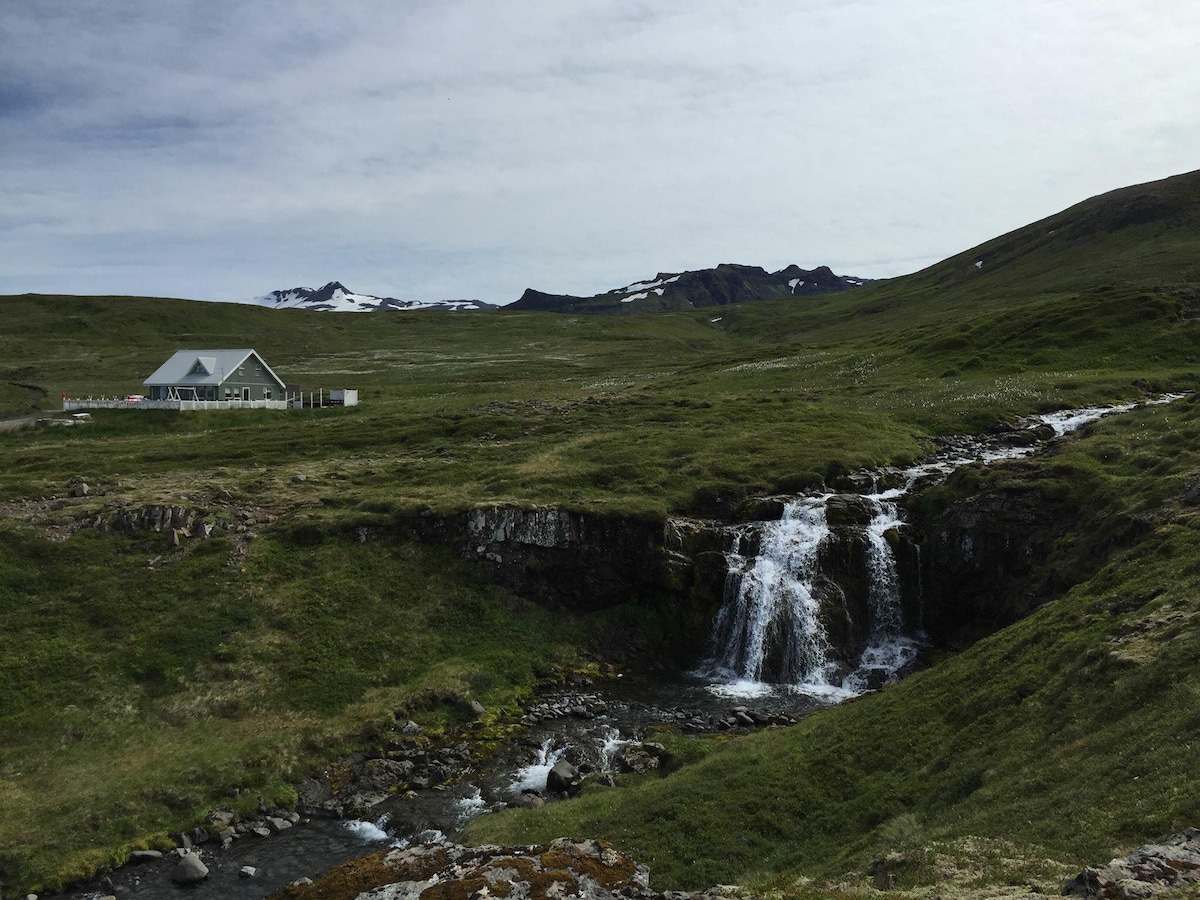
[
  {"left": 465, "top": 397, "right": 1200, "bottom": 891},
  {"left": 2, "top": 167, "right": 1200, "bottom": 896}
]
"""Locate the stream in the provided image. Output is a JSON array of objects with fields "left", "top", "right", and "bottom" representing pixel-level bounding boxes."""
[{"left": 65, "top": 396, "right": 1182, "bottom": 900}]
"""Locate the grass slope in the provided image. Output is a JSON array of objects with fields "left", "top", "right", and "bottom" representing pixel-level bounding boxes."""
[
  {"left": 464, "top": 398, "right": 1200, "bottom": 890},
  {"left": 1, "top": 168, "right": 1200, "bottom": 895},
  {"left": 0, "top": 528, "right": 587, "bottom": 894}
]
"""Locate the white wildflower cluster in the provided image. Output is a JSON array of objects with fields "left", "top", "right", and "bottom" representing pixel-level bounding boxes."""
[
  {"left": 726, "top": 352, "right": 832, "bottom": 374},
  {"left": 899, "top": 374, "right": 1057, "bottom": 410}
]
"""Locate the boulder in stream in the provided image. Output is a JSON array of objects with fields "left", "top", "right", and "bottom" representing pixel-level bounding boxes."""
[
  {"left": 547, "top": 759, "right": 583, "bottom": 795},
  {"left": 170, "top": 852, "right": 209, "bottom": 884}
]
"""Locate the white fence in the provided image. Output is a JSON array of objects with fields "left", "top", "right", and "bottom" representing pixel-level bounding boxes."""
[{"left": 64, "top": 398, "right": 291, "bottom": 412}]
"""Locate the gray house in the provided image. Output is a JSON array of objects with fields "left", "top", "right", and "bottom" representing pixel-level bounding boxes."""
[{"left": 143, "top": 349, "right": 286, "bottom": 402}]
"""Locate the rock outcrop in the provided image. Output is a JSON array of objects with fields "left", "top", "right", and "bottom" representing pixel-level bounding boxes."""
[
  {"left": 1064, "top": 829, "right": 1200, "bottom": 897},
  {"left": 265, "top": 838, "right": 740, "bottom": 900}
]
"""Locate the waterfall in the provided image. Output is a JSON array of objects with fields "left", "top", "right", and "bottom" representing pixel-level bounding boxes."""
[
  {"left": 844, "top": 499, "right": 921, "bottom": 692},
  {"left": 698, "top": 396, "right": 1186, "bottom": 698},
  {"left": 705, "top": 497, "right": 839, "bottom": 690},
  {"left": 864, "top": 501, "right": 905, "bottom": 641},
  {"left": 701, "top": 493, "right": 915, "bottom": 696}
]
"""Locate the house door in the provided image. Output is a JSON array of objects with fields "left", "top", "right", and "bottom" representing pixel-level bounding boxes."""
[{"left": 242, "top": 387, "right": 250, "bottom": 401}]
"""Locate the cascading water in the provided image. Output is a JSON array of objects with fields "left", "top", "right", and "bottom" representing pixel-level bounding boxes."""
[
  {"left": 700, "top": 396, "right": 1187, "bottom": 698},
  {"left": 706, "top": 498, "right": 839, "bottom": 689},
  {"left": 700, "top": 493, "right": 918, "bottom": 697},
  {"left": 846, "top": 498, "right": 922, "bottom": 692}
]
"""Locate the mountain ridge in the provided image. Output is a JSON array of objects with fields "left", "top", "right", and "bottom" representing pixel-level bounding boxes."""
[
  {"left": 509, "top": 262, "right": 870, "bottom": 314},
  {"left": 243, "top": 281, "right": 497, "bottom": 313}
]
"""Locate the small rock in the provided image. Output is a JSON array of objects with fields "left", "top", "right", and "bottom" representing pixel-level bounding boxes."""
[
  {"left": 290, "top": 877, "right": 314, "bottom": 887},
  {"left": 513, "top": 792, "right": 545, "bottom": 809},
  {"left": 205, "top": 807, "right": 236, "bottom": 829},
  {"left": 292, "top": 474, "right": 307, "bottom": 483},
  {"left": 267, "top": 816, "right": 293, "bottom": 832},
  {"left": 171, "top": 852, "right": 209, "bottom": 884},
  {"left": 69, "top": 482, "right": 89, "bottom": 498},
  {"left": 128, "top": 850, "right": 163, "bottom": 863},
  {"left": 468, "top": 699, "right": 486, "bottom": 719},
  {"left": 240, "top": 866, "right": 258, "bottom": 878}
]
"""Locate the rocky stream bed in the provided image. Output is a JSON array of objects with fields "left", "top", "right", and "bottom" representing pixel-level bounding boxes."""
[{"left": 58, "top": 674, "right": 824, "bottom": 900}]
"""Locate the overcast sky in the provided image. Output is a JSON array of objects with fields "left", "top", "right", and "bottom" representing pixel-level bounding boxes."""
[{"left": 3, "top": 1, "right": 1198, "bottom": 305}]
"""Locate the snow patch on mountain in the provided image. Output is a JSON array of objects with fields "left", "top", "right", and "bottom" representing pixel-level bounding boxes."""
[{"left": 241, "top": 282, "right": 495, "bottom": 313}]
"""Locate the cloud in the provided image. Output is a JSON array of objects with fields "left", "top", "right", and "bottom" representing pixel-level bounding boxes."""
[{"left": 3, "top": 0, "right": 1199, "bottom": 302}]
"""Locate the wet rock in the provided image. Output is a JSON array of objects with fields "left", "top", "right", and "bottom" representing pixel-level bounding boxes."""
[
  {"left": 170, "top": 852, "right": 209, "bottom": 884},
  {"left": 547, "top": 759, "right": 583, "bottom": 795},
  {"left": 127, "top": 850, "right": 162, "bottom": 863},
  {"left": 267, "top": 816, "right": 293, "bottom": 832},
  {"left": 357, "top": 757, "right": 415, "bottom": 791},
  {"left": 297, "top": 777, "right": 333, "bottom": 814},
  {"left": 824, "top": 493, "right": 879, "bottom": 527},
  {"left": 858, "top": 667, "right": 891, "bottom": 691}
]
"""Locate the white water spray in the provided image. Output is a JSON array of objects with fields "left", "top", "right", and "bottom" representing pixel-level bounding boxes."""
[{"left": 706, "top": 497, "right": 839, "bottom": 689}]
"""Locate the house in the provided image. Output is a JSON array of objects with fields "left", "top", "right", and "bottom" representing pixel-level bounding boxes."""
[{"left": 142, "top": 349, "right": 286, "bottom": 403}]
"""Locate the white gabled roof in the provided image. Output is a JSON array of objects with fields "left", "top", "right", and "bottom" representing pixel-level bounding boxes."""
[{"left": 143, "top": 349, "right": 286, "bottom": 389}]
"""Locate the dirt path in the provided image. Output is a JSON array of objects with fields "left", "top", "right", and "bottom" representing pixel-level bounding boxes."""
[{"left": 0, "top": 413, "right": 42, "bottom": 432}]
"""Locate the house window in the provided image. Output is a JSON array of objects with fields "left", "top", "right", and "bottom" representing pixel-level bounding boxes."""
[
  {"left": 264, "top": 389, "right": 272, "bottom": 400},
  {"left": 239, "top": 366, "right": 245, "bottom": 376}
]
